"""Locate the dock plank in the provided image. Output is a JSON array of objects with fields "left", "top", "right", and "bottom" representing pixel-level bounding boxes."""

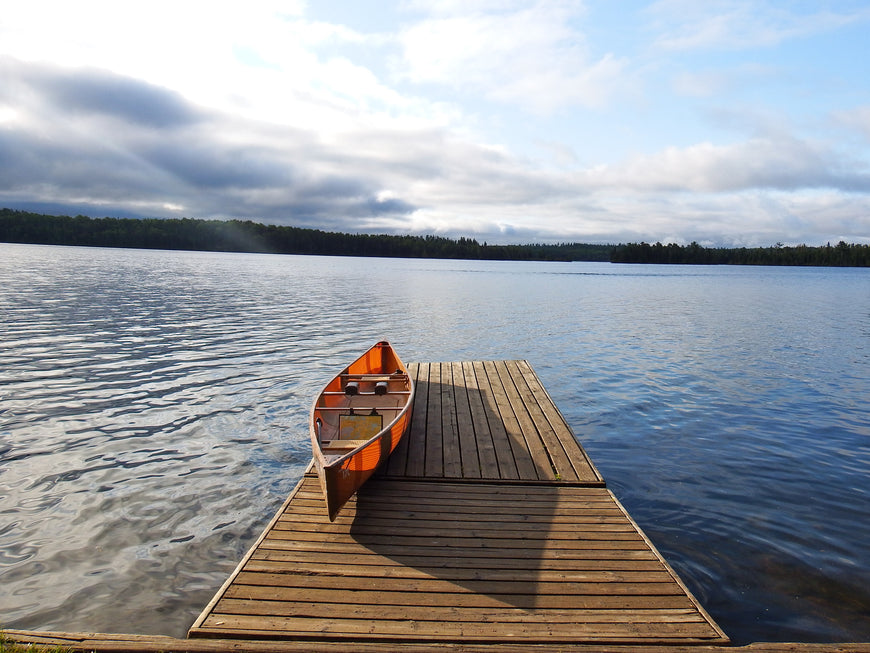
[
  {"left": 7, "top": 629, "right": 869, "bottom": 652},
  {"left": 460, "top": 360, "right": 499, "bottom": 475},
  {"left": 399, "top": 362, "right": 430, "bottom": 477},
  {"left": 453, "top": 361, "right": 481, "bottom": 478},
  {"left": 439, "top": 363, "right": 462, "bottom": 477},
  {"left": 472, "top": 360, "right": 520, "bottom": 479},
  {"left": 424, "top": 362, "right": 444, "bottom": 477},
  {"left": 513, "top": 359, "right": 603, "bottom": 483},
  {"left": 484, "top": 360, "right": 540, "bottom": 479},
  {"left": 505, "top": 360, "right": 579, "bottom": 481},
  {"left": 493, "top": 359, "right": 557, "bottom": 480}
]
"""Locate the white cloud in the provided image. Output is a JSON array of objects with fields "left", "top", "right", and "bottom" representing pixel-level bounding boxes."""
[
  {"left": 646, "top": 0, "right": 870, "bottom": 52},
  {"left": 0, "top": 1, "right": 413, "bottom": 134},
  {"left": 832, "top": 106, "right": 870, "bottom": 144},
  {"left": 573, "top": 136, "right": 869, "bottom": 193},
  {"left": 397, "top": 1, "right": 625, "bottom": 113},
  {"left": 401, "top": 0, "right": 534, "bottom": 17},
  {"left": 672, "top": 64, "right": 781, "bottom": 98}
]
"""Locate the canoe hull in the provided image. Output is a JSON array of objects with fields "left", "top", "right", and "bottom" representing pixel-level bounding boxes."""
[{"left": 310, "top": 341, "right": 413, "bottom": 521}]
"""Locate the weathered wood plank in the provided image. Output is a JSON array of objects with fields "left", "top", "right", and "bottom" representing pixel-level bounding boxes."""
[
  {"left": 290, "top": 493, "right": 618, "bottom": 510},
  {"left": 271, "top": 519, "right": 643, "bottom": 537},
  {"left": 402, "top": 362, "right": 429, "bottom": 477},
  {"left": 493, "top": 359, "right": 555, "bottom": 480},
  {"left": 452, "top": 362, "right": 481, "bottom": 478},
  {"left": 505, "top": 360, "right": 580, "bottom": 481},
  {"left": 253, "top": 540, "right": 661, "bottom": 562},
  {"left": 287, "top": 498, "right": 624, "bottom": 516},
  {"left": 240, "top": 563, "right": 680, "bottom": 587},
  {"left": 461, "top": 360, "right": 500, "bottom": 475},
  {"left": 322, "top": 478, "right": 614, "bottom": 498},
  {"left": 214, "top": 598, "right": 706, "bottom": 624},
  {"left": 514, "top": 359, "right": 603, "bottom": 483},
  {"left": 197, "top": 613, "right": 721, "bottom": 642},
  {"left": 263, "top": 531, "right": 655, "bottom": 551},
  {"left": 222, "top": 584, "right": 697, "bottom": 610},
  {"left": 440, "top": 363, "right": 463, "bottom": 477},
  {"left": 472, "top": 360, "right": 519, "bottom": 479},
  {"left": 250, "top": 550, "right": 666, "bottom": 570},
  {"left": 424, "top": 362, "right": 444, "bottom": 477},
  {"left": 383, "top": 363, "right": 417, "bottom": 476},
  {"left": 6, "top": 628, "right": 868, "bottom": 652},
  {"left": 483, "top": 360, "right": 540, "bottom": 479},
  {"left": 230, "top": 570, "right": 690, "bottom": 597},
  {"left": 278, "top": 511, "right": 632, "bottom": 526}
]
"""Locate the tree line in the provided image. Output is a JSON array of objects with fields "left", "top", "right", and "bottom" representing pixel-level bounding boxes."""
[
  {"left": 610, "top": 240, "right": 870, "bottom": 267},
  {"left": 2, "top": 209, "right": 868, "bottom": 266},
  {"left": 0, "top": 209, "right": 611, "bottom": 261}
]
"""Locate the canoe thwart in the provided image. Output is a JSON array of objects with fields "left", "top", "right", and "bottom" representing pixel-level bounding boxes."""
[
  {"left": 321, "top": 439, "right": 371, "bottom": 451},
  {"left": 314, "top": 406, "right": 400, "bottom": 412},
  {"left": 340, "top": 372, "right": 407, "bottom": 380},
  {"left": 321, "top": 390, "right": 412, "bottom": 397}
]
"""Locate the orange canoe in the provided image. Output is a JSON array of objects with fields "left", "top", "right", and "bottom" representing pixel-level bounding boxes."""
[{"left": 310, "top": 341, "right": 414, "bottom": 521}]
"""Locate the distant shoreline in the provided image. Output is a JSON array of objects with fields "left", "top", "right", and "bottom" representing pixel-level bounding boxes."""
[
  {"left": 2, "top": 208, "right": 868, "bottom": 266},
  {"left": 0, "top": 208, "right": 610, "bottom": 262}
]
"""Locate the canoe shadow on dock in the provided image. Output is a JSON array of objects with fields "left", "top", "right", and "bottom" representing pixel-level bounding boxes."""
[
  {"left": 382, "top": 362, "right": 605, "bottom": 484},
  {"left": 349, "top": 477, "right": 670, "bottom": 614}
]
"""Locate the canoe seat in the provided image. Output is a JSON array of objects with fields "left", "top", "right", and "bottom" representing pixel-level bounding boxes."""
[{"left": 321, "top": 439, "right": 369, "bottom": 452}]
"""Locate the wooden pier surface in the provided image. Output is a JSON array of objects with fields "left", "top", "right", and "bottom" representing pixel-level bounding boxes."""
[
  {"left": 384, "top": 360, "right": 603, "bottom": 484},
  {"left": 189, "top": 360, "right": 727, "bottom": 646}
]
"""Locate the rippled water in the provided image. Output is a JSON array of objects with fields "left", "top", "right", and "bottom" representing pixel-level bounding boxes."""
[{"left": 1, "top": 243, "right": 868, "bottom": 643}]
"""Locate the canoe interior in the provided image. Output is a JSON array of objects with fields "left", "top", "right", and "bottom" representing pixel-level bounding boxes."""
[
  {"left": 311, "top": 341, "right": 414, "bottom": 521},
  {"left": 314, "top": 379, "right": 410, "bottom": 460}
]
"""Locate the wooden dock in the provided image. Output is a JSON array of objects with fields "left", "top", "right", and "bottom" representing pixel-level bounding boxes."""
[{"left": 188, "top": 360, "right": 728, "bottom": 646}]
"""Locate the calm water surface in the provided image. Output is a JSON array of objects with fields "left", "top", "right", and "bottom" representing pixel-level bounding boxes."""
[{"left": 1, "top": 243, "right": 868, "bottom": 643}]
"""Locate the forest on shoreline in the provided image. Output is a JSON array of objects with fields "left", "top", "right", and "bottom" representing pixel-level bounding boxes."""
[
  {"left": 609, "top": 240, "right": 870, "bottom": 267},
  {"left": 2, "top": 209, "right": 869, "bottom": 266},
  {"left": 0, "top": 209, "right": 610, "bottom": 262}
]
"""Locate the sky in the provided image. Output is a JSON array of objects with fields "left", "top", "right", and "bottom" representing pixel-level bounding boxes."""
[{"left": 2, "top": 0, "right": 870, "bottom": 246}]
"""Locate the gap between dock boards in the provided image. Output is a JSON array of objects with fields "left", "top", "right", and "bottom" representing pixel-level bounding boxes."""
[{"left": 188, "top": 360, "right": 728, "bottom": 646}]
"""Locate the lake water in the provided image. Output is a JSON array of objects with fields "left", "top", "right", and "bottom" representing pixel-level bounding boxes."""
[{"left": 1, "top": 243, "right": 868, "bottom": 644}]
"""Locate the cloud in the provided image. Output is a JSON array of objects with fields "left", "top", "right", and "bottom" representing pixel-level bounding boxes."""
[
  {"left": 671, "top": 64, "right": 782, "bottom": 98},
  {"left": 30, "top": 66, "right": 202, "bottom": 129},
  {"left": 832, "top": 106, "right": 870, "bottom": 144},
  {"left": 578, "top": 137, "right": 870, "bottom": 194},
  {"left": 0, "top": 57, "right": 421, "bottom": 226},
  {"left": 397, "top": 1, "right": 625, "bottom": 113},
  {"left": 3, "top": 52, "right": 869, "bottom": 247},
  {"left": 646, "top": 0, "right": 870, "bottom": 52}
]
